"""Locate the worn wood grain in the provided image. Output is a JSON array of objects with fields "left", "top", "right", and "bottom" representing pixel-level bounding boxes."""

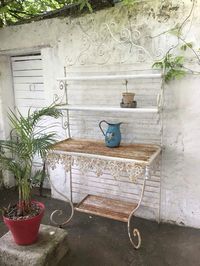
[
  {"left": 75, "top": 194, "right": 137, "bottom": 222},
  {"left": 53, "top": 138, "right": 161, "bottom": 163}
]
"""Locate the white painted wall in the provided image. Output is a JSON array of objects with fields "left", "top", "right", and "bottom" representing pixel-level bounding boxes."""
[
  {"left": 0, "top": 0, "right": 200, "bottom": 228},
  {"left": 0, "top": 55, "right": 15, "bottom": 187},
  {"left": 161, "top": 76, "right": 200, "bottom": 227}
]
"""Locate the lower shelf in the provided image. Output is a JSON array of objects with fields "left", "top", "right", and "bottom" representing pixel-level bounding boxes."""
[{"left": 75, "top": 195, "right": 137, "bottom": 222}]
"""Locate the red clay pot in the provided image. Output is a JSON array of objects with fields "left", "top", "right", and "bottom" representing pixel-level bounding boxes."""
[{"left": 3, "top": 201, "right": 45, "bottom": 245}]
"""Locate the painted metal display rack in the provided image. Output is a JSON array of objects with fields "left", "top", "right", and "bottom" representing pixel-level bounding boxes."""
[{"left": 47, "top": 71, "right": 163, "bottom": 249}]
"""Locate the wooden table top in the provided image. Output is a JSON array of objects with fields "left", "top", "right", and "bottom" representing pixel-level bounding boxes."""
[{"left": 52, "top": 138, "right": 161, "bottom": 164}]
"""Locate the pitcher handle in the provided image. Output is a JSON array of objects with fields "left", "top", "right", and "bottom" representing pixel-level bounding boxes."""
[{"left": 99, "top": 120, "right": 108, "bottom": 136}]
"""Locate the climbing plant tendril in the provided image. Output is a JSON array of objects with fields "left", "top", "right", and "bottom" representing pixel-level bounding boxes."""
[{"left": 152, "top": 0, "right": 200, "bottom": 82}]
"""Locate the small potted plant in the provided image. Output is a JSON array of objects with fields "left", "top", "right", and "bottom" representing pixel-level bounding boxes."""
[
  {"left": 0, "top": 105, "right": 62, "bottom": 245},
  {"left": 120, "top": 80, "right": 137, "bottom": 108}
]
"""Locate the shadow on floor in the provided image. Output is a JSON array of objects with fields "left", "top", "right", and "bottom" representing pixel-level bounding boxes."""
[{"left": 0, "top": 188, "right": 200, "bottom": 266}]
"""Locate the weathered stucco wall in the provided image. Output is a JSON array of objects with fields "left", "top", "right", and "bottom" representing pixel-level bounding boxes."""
[
  {"left": 0, "top": 56, "right": 15, "bottom": 187},
  {"left": 0, "top": 0, "right": 200, "bottom": 228}
]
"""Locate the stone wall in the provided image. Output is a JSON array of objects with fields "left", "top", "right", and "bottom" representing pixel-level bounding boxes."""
[{"left": 0, "top": 0, "right": 200, "bottom": 227}]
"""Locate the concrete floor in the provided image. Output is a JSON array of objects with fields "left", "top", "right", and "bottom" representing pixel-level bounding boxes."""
[{"left": 0, "top": 188, "right": 200, "bottom": 266}]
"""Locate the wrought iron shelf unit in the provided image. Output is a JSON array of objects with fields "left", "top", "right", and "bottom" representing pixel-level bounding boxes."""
[{"left": 49, "top": 71, "right": 163, "bottom": 249}]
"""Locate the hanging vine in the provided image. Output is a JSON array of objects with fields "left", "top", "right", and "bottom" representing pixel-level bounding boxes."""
[{"left": 152, "top": 0, "right": 200, "bottom": 82}]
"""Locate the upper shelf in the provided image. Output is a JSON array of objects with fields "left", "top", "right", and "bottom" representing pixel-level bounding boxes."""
[
  {"left": 57, "top": 105, "right": 158, "bottom": 113},
  {"left": 57, "top": 73, "right": 162, "bottom": 81}
]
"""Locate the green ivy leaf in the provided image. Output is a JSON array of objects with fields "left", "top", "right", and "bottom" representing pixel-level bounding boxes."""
[
  {"left": 152, "top": 53, "right": 186, "bottom": 83},
  {"left": 180, "top": 42, "right": 193, "bottom": 51}
]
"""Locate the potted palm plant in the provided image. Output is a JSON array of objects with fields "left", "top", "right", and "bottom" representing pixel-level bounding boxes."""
[{"left": 0, "top": 105, "right": 62, "bottom": 245}]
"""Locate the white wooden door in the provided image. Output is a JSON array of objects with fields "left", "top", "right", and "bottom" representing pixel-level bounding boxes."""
[
  {"left": 11, "top": 54, "right": 45, "bottom": 116},
  {"left": 11, "top": 54, "right": 50, "bottom": 188}
]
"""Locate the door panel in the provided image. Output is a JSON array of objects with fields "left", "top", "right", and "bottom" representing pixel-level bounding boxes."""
[{"left": 11, "top": 54, "right": 45, "bottom": 113}]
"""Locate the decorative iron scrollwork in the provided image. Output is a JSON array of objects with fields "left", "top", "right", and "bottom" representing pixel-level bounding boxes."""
[
  {"left": 64, "top": 15, "right": 166, "bottom": 67},
  {"left": 128, "top": 226, "right": 142, "bottom": 250},
  {"left": 59, "top": 80, "right": 66, "bottom": 90},
  {"left": 47, "top": 171, "right": 74, "bottom": 227},
  {"left": 47, "top": 152, "right": 145, "bottom": 182}
]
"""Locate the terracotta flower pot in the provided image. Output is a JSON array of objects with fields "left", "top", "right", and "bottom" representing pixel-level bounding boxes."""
[
  {"left": 3, "top": 201, "right": 45, "bottom": 245},
  {"left": 122, "top": 92, "right": 135, "bottom": 104}
]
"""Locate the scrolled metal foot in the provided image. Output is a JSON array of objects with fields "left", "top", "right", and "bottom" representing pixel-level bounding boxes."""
[
  {"left": 128, "top": 227, "right": 141, "bottom": 249},
  {"left": 47, "top": 174, "right": 74, "bottom": 227},
  {"left": 50, "top": 198, "right": 74, "bottom": 227},
  {"left": 128, "top": 216, "right": 142, "bottom": 249}
]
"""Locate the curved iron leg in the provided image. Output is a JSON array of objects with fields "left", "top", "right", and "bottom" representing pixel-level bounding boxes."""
[
  {"left": 47, "top": 169, "right": 74, "bottom": 227},
  {"left": 128, "top": 167, "right": 149, "bottom": 249}
]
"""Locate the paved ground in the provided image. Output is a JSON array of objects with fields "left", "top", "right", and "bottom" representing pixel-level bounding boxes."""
[{"left": 0, "top": 188, "right": 200, "bottom": 266}]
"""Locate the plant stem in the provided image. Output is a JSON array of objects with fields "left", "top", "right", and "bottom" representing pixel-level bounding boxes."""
[{"left": 179, "top": 36, "right": 200, "bottom": 64}]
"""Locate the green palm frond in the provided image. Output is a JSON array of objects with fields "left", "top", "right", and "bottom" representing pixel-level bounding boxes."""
[
  {"left": 8, "top": 109, "right": 32, "bottom": 138},
  {"left": 33, "top": 124, "right": 60, "bottom": 137},
  {"left": 0, "top": 104, "right": 62, "bottom": 182},
  {"left": 0, "top": 139, "right": 19, "bottom": 151},
  {"left": 0, "top": 156, "right": 25, "bottom": 178},
  {"left": 32, "top": 133, "right": 57, "bottom": 158},
  {"left": 29, "top": 105, "right": 62, "bottom": 128},
  {"left": 31, "top": 169, "right": 46, "bottom": 186}
]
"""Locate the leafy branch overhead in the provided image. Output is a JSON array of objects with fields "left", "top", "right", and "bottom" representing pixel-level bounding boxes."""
[
  {"left": 0, "top": 0, "right": 121, "bottom": 26},
  {"left": 0, "top": 0, "right": 96, "bottom": 26}
]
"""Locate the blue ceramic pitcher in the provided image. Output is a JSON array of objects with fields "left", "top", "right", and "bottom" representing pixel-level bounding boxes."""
[{"left": 99, "top": 120, "right": 122, "bottom": 148}]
